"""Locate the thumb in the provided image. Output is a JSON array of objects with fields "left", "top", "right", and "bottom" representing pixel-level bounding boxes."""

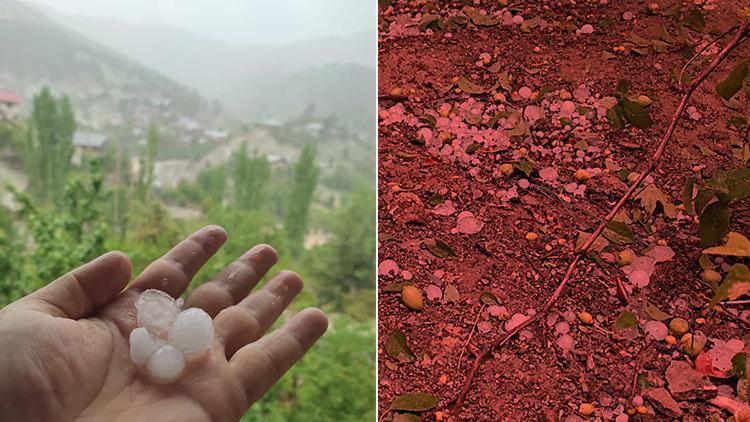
[{"left": 25, "top": 251, "right": 132, "bottom": 319}]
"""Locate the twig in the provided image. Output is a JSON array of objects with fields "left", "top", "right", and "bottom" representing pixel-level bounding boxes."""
[
  {"left": 679, "top": 25, "right": 738, "bottom": 86},
  {"left": 458, "top": 303, "right": 486, "bottom": 368},
  {"left": 449, "top": 24, "right": 750, "bottom": 411}
]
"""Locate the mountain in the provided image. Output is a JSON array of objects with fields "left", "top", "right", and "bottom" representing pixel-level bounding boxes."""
[
  {"left": 0, "top": 0, "right": 217, "bottom": 133},
  {"left": 41, "top": 9, "right": 375, "bottom": 131}
]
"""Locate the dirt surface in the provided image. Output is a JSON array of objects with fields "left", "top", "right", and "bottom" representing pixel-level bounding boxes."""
[{"left": 378, "top": 1, "right": 750, "bottom": 421}]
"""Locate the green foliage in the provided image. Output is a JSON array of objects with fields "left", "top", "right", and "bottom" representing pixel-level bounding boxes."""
[
  {"left": 2, "top": 163, "right": 109, "bottom": 302},
  {"left": 232, "top": 143, "right": 270, "bottom": 210},
  {"left": 25, "top": 87, "right": 76, "bottom": 204},
  {"left": 311, "top": 184, "right": 375, "bottom": 312},
  {"left": 243, "top": 317, "right": 375, "bottom": 422},
  {"left": 685, "top": 167, "right": 750, "bottom": 246},
  {"left": 286, "top": 144, "right": 319, "bottom": 255},
  {"left": 137, "top": 124, "right": 160, "bottom": 200}
]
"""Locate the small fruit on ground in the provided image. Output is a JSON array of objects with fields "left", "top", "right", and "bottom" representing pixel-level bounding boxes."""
[
  {"left": 637, "top": 95, "right": 652, "bottom": 107},
  {"left": 616, "top": 249, "right": 635, "bottom": 266},
  {"left": 665, "top": 335, "right": 676, "bottom": 345},
  {"left": 389, "top": 87, "right": 402, "bottom": 96},
  {"left": 636, "top": 405, "right": 649, "bottom": 414},
  {"left": 579, "top": 403, "right": 595, "bottom": 417},
  {"left": 669, "top": 318, "right": 689, "bottom": 336},
  {"left": 700, "top": 269, "right": 722, "bottom": 284},
  {"left": 525, "top": 232, "right": 539, "bottom": 241},
  {"left": 680, "top": 333, "right": 705, "bottom": 357},
  {"left": 401, "top": 285, "right": 423, "bottom": 310},
  {"left": 579, "top": 312, "right": 593, "bottom": 324},
  {"left": 574, "top": 169, "right": 591, "bottom": 182},
  {"left": 499, "top": 163, "right": 514, "bottom": 176}
]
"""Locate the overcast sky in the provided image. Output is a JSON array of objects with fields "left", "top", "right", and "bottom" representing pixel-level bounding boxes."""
[{"left": 27, "top": 0, "right": 375, "bottom": 45}]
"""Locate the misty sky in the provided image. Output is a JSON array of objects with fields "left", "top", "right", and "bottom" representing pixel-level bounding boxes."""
[{"left": 27, "top": 0, "right": 374, "bottom": 44}]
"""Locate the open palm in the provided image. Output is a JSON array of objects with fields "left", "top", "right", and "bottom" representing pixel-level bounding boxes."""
[{"left": 0, "top": 225, "right": 328, "bottom": 422}]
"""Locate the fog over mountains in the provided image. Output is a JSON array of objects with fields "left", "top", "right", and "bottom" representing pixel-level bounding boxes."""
[{"left": 44, "top": 8, "right": 376, "bottom": 131}]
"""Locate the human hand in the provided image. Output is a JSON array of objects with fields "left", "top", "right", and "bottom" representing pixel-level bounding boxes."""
[{"left": 0, "top": 225, "right": 328, "bottom": 422}]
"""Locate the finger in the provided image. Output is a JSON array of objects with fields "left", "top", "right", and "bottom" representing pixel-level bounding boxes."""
[
  {"left": 214, "top": 270, "right": 303, "bottom": 358},
  {"left": 25, "top": 251, "right": 132, "bottom": 319},
  {"left": 184, "top": 244, "right": 278, "bottom": 317},
  {"left": 129, "top": 225, "right": 227, "bottom": 298},
  {"left": 230, "top": 308, "right": 328, "bottom": 404}
]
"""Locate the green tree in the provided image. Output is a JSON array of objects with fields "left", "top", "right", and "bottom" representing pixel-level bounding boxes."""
[
  {"left": 313, "top": 185, "right": 375, "bottom": 311},
  {"left": 137, "top": 123, "right": 160, "bottom": 200},
  {"left": 197, "top": 165, "right": 226, "bottom": 206},
  {"left": 285, "top": 144, "right": 318, "bottom": 255},
  {"left": 26, "top": 88, "right": 76, "bottom": 204},
  {"left": 231, "top": 142, "right": 270, "bottom": 209}
]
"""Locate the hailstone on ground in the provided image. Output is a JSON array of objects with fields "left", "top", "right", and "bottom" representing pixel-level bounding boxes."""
[{"left": 129, "top": 289, "right": 215, "bottom": 383}]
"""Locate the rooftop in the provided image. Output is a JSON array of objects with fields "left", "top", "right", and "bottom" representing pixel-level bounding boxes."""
[
  {"left": 0, "top": 91, "right": 22, "bottom": 104},
  {"left": 73, "top": 131, "right": 107, "bottom": 148}
]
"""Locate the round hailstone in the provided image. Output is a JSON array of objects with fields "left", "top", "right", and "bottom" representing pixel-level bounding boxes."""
[
  {"left": 146, "top": 344, "right": 185, "bottom": 383},
  {"left": 168, "top": 308, "right": 214, "bottom": 356},
  {"left": 129, "top": 327, "right": 167, "bottom": 366},
  {"left": 135, "top": 289, "right": 182, "bottom": 335}
]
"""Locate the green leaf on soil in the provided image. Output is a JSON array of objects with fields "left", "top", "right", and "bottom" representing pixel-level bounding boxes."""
[
  {"left": 603, "top": 221, "right": 634, "bottom": 245},
  {"left": 682, "top": 176, "right": 696, "bottom": 215},
  {"left": 619, "top": 98, "right": 653, "bottom": 128},
  {"left": 613, "top": 311, "right": 639, "bottom": 329},
  {"left": 694, "top": 188, "right": 715, "bottom": 216},
  {"left": 463, "top": 7, "right": 499, "bottom": 26},
  {"left": 383, "top": 281, "right": 414, "bottom": 292},
  {"left": 479, "top": 291, "right": 499, "bottom": 306},
  {"left": 699, "top": 201, "right": 730, "bottom": 246},
  {"left": 635, "top": 184, "right": 677, "bottom": 218},
  {"left": 703, "top": 232, "right": 750, "bottom": 258},
  {"left": 576, "top": 231, "right": 610, "bottom": 253},
  {"left": 712, "top": 168, "right": 750, "bottom": 202},
  {"left": 424, "top": 239, "right": 457, "bottom": 258},
  {"left": 428, "top": 193, "right": 444, "bottom": 206},
  {"left": 418, "top": 14, "right": 440, "bottom": 31},
  {"left": 385, "top": 330, "right": 416, "bottom": 362},
  {"left": 512, "top": 160, "right": 534, "bottom": 177},
  {"left": 682, "top": 8, "right": 705, "bottom": 32},
  {"left": 717, "top": 59, "right": 749, "bottom": 101},
  {"left": 731, "top": 352, "right": 747, "bottom": 378},
  {"left": 710, "top": 263, "right": 750, "bottom": 307},
  {"left": 644, "top": 301, "right": 672, "bottom": 321},
  {"left": 617, "top": 79, "right": 630, "bottom": 96},
  {"left": 606, "top": 104, "right": 625, "bottom": 129},
  {"left": 465, "top": 142, "right": 481, "bottom": 154},
  {"left": 393, "top": 414, "right": 421, "bottom": 422},
  {"left": 389, "top": 392, "right": 440, "bottom": 412},
  {"left": 457, "top": 76, "right": 485, "bottom": 94}
]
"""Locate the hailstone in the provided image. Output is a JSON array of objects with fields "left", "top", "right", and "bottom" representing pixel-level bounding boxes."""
[
  {"left": 135, "top": 289, "right": 181, "bottom": 335},
  {"left": 129, "top": 289, "right": 215, "bottom": 383},
  {"left": 129, "top": 327, "right": 166, "bottom": 365},
  {"left": 168, "top": 308, "right": 214, "bottom": 356},
  {"left": 146, "top": 344, "right": 186, "bottom": 383}
]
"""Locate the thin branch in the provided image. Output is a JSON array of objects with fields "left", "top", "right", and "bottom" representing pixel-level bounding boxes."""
[
  {"left": 449, "top": 23, "right": 750, "bottom": 411},
  {"left": 679, "top": 25, "right": 738, "bottom": 86}
]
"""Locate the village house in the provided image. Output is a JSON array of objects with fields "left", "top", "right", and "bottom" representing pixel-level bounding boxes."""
[
  {"left": 0, "top": 91, "right": 22, "bottom": 122},
  {"left": 72, "top": 131, "right": 107, "bottom": 166}
]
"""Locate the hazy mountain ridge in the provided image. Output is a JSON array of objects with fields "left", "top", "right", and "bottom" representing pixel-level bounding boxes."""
[
  {"left": 0, "top": 0, "right": 215, "bottom": 131},
  {"left": 40, "top": 7, "right": 376, "bottom": 131}
]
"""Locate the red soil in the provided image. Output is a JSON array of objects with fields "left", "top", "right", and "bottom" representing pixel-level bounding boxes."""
[{"left": 378, "top": 1, "right": 750, "bottom": 421}]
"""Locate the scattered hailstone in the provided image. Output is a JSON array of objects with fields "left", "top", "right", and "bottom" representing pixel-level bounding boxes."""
[
  {"left": 135, "top": 289, "right": 182, "bottom": 335},
  {"left": 146, "top": 344, "right": 186, "bottom": 383},
  {"left": 130, "top": 289, "right": 215, "bottom": 383},
  {"left": 168, "top": 308, "right": 214, "bottom": 356},
  {"left": 129, "top": 327, "right": 167, "bottom": 365}
]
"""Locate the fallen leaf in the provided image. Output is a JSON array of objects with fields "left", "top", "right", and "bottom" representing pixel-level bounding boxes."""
[
  {"left": 444, "top": 284, "right": 459, "bottom": 302},
  {"left": 644, "top": 301, "right": 672, "bottom": 321},
  {"left": 613, "top": 311, "right": 638, "bottom": 329},
  {"left": 635, "top": 184, "right": 677, "bottom": 218},
  {"left": 703, "top": 232, "right": 750, "bottom": 258},
  {"left": 457, "top": 76, "right": 485, "bottom": 94},
  {"left": 710, "top": 264, "right": 750, "bottom": 307},
  {"left": 480, "top": 291, "right": 499, "bottom": 306},
  {"left": 424, "top": 239, "right": 457, "bottom": 258},
  {"left": 385, "top": 330, "right": 416, "bottom": 362},
  {"left": 389, "top": 392, "right": 440, "bottom": 412}
]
